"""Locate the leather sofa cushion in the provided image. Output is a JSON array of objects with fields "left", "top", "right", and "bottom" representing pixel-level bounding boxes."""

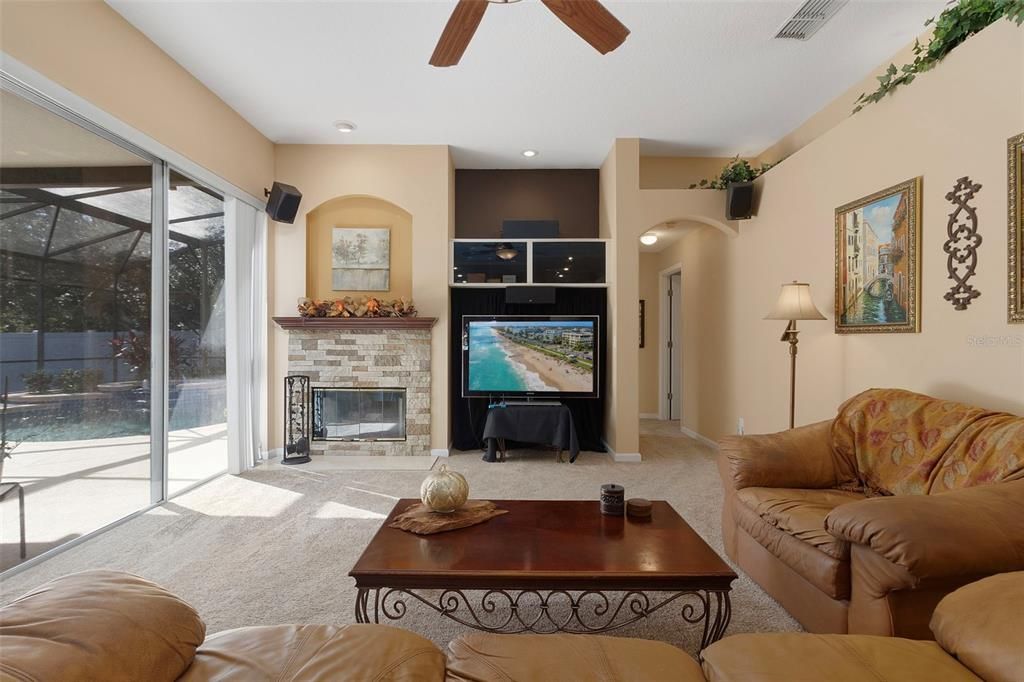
[
  {"left": 732, "top": 498, "right": 849, "bottom": 599},
  {"left": 735, "top": 487, "right": 863, "bottom": 560},
  {"left": 701, "top": 633, "right": 981, "bottom": 682},
  {"left": 179, "top": 624, "right": 445, "bottom": 681},
  {"left": 930, "top": 572, "right": 1024, "bottom": 682},
  {"left": 0, "top": 569, "right": 205, "bottom": 682},
  {"left": 831, "top": 388, "right": 996, "bottom": 495},
  {"left": 445, "top": 631, "right": 705, "bottom": 682}
]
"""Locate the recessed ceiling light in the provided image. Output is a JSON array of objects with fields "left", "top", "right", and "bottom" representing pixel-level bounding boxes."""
[
  {"left": 640, "top": 233, "right": 658, "bottom": 246},
  {"left": 563, "top": 267, "right": 570, "bottom": 271},
  {"left": 334, "top": 120, "right": 357, "bottom": 133},
  {"left": 522, "top": 149, "right": 538, "bottom": 158}
]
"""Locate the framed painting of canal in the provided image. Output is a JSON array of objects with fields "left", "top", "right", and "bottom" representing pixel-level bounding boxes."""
[
  {"left": 1009, "top": 133, "right": 1024, "bottom": 323},
  {"left": 834, "top": 177, "right": 922, "bottom": 334}
]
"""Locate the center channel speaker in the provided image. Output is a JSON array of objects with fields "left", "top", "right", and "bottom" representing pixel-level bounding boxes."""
[
  {"left": 264, "top": 182, "right": 302, "bottom": 224},
  {"left": 505, "top": 286, "right": 556, "bottom": 305}
]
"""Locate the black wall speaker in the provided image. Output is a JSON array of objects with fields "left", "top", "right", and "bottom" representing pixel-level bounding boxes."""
[
  {"left": 265, "top": 182, "right": 302, "bottom": 224},
  {"left": 726, "top": 182, "right": 754, "bottom": 221},
  {"left": 505, "top": 286, "right": 556, "bottom": 305}
]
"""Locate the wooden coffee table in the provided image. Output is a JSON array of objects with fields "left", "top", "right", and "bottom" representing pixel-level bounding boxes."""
[{"left": 349, "top": 499, "right": 737, "bottom": 648}]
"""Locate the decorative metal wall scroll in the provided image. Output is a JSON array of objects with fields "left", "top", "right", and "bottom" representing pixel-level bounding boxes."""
[
  {"left": 283, "top": 375, "right": 311, "bottom": 465},
  {"left": 943, "top": 176, "right": 983, "bottom": 311}
]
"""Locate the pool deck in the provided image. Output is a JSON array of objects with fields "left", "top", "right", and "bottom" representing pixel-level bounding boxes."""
[{"left": 0, "top": 423, "right": 227, "bottom": 571}]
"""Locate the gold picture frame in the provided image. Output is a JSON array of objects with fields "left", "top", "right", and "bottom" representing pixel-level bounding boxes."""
[
  {"left": 1009, "top": 132, "right": 1024, "bottom": 323},
  {"left": 834, "top": 177, "right": 922, "bottom": 333}
]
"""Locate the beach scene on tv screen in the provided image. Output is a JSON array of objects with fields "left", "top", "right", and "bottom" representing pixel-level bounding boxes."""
[{"left": 468, "top": 320, "right": 595, "bottom": 394}]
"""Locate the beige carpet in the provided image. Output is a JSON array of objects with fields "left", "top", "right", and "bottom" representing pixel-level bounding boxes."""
[{"left": 0, "top": 420, "right": 799, "bottom": 654}]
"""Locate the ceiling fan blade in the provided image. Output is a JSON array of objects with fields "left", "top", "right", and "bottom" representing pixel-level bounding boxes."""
[
  {"left": 540, "top": 0, "right": 629, "bottom": 54},
  {"left": 430, "top": 0, "right": 489, "bottom": 67}
]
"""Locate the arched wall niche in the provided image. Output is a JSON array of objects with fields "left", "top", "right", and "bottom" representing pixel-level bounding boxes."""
[{"left": 304, "top": 194, "right": 414, "bottom": 301}]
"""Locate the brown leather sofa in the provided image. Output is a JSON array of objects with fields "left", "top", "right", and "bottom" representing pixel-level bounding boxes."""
[
  {"left": 0, "top": 569, "right": 699, "bottom": 681},
  {"left": 718, "top": 388, "right": 1024, "bottom": 638},
  {"left": 1, "top": 569, "right": 1020, "bottom": 681}
]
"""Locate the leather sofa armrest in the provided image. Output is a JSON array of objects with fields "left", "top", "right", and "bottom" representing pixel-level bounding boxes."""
[
  {"left": 718, "top": 420, "right": 838, "bottom": 491},
  {"left": 0, "top": 570, "right": 205, "bottom": 682},
  {"left": 825, "top": 480, "right": 1024, "bottom": 581}
]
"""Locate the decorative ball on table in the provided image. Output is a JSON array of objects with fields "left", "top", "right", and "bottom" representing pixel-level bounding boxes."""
[{"left": 420, "top": 464, "right": 469, "bottom": 513}]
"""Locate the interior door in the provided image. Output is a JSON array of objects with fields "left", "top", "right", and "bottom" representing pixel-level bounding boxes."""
[{"left": 668, "top": 272, "right": 682, "bottom": 421}]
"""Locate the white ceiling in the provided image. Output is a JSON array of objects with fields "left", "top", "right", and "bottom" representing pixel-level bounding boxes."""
[{"left": 107, "top": 0, "right": 946, "bottom": 169}]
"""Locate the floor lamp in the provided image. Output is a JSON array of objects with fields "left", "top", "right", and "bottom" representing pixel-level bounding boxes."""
[{"left": 765, "top": 282, "right": 826, "bottom": 429}]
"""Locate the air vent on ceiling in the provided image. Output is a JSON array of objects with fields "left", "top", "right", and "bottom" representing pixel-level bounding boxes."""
[{"left": 774, "top": 0, "right": 849, "bottom": 40}]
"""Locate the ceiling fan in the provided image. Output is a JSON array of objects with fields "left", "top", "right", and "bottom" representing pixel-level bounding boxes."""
[{"left": 430, "top": 0, "right": 630, "bottom": 67}]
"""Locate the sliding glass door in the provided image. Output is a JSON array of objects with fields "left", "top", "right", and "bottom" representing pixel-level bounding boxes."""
[
  {"left": 0, "top": 85, "right": 234, "bottom": 571},
  {"left": 167, "top": 171, "right": 228, "bottom": 493}
]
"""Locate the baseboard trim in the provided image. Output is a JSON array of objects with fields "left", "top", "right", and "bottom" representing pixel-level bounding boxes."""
[
  {"left": 681, "top": 427, "right": 719, "bottom": 450},
  {"left": 602, "top": 439, "right": 642, "bottom": 463},
  {"left": 638, "top": 413, "right": 660, "bottom": 420},
  {"left": 431, "top": 448, "right": 450, "bottom": 458}
]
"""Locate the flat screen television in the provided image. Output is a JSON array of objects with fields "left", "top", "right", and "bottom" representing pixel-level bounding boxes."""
[{"left": 462, "top": 315, "right": 599, "bottom": 399}]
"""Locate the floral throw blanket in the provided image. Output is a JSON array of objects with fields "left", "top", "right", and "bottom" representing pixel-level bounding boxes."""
[{"left": 830, "top": 388, "right": 1023, "bottom": 496}]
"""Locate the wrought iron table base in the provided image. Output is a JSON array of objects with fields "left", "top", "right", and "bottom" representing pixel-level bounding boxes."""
[{"left": 354, "top": 587, "right": 731, "bottom": 649}]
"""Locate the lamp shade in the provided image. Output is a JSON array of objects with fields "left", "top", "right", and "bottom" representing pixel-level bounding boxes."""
[{"left": 765, "top": 282, "right": 826, "bottom": 321}]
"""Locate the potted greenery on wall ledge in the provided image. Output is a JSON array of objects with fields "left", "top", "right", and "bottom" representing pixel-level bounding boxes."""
[
  {"left": 853, "top": 0, "right": 1024, "bottom": 114},
  {"left": 688, "top": 157, "right": 775, "bottom": 220}
]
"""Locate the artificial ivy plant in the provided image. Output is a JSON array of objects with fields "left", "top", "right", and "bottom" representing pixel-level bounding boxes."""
[
  {"left": 688, "top": 157, "right": 775, "bottom": 190},
  {"left": 853, "top": 0, "right": 1024, "bottom": 114}
]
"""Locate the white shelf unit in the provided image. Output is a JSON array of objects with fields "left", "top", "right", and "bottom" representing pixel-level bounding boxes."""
[{"left": 449, "top": 238, "right": 609, "bottom": 288}]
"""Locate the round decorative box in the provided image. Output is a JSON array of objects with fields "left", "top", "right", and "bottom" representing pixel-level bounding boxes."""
[
  {"left": 600, "top": 484, "right": 625, "bottom": 516},
  {"left": 626, "top": 498, "right": 652, "bottom": 519},
  {"left": 420, "top": 464, "right": 469, "bottom": 513}
]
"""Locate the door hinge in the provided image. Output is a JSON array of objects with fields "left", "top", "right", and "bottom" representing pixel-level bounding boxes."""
[
  {"left": 667, "top": 287, "right": 674, "bottom": 297},
  {"left": 667, "top": 340, "right": 674, "bottom": 349},
  {"left": 667, "top": 392, "right": 674, "bottom": 401}
]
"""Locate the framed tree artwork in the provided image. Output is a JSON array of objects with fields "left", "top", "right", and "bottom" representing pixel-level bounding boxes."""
[
  {"left": 834, "top": 177, "right": 922, "bottom": 333},
  {"left": 1009, "top": 132, "right": 1023, "bottom": 323},
  {"left": 332, "top": 227, "right": 390, "bottom": 291}
]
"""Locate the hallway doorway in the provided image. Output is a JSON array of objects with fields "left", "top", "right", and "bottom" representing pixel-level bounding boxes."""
[{"left": 659, "top": 266, "right": 682, "bottom": 425}]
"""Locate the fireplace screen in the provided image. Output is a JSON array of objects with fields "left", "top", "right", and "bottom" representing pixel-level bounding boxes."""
[{"left": 312, "top": 388, "right": 407, "bottom": 441}]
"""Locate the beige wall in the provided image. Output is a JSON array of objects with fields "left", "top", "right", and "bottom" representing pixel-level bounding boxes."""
[
  {"left": 271, "top": 144, "right": 453, "bottom": 451},
  {"left": 726, "top": 19, "right": 1024, "bottom": 435},
  {"left": 620, "top": 20, "right": 1024, "bottom": 446},
  {"left": 638, "top": 252, "right": 661, "bottom": 416},
  {"left": 305, "top": 197, "right": 413, "bottom": 301},
  {"left": 0, "top": 0, "right": 274, "bottom": 199},
  {"left": 638, "top": 156, "right": 754, "bottom": 190}
]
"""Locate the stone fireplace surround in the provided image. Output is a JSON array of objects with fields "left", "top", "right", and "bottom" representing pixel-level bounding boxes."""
[{"left": 274, "top": 317, "right": 437, "bottom": 456}]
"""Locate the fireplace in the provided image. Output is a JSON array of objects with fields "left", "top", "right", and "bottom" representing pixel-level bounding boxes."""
[
  {"left": 276, "top": 316, "right": 437, "bottom": 456},
  {"left": 312, "top": 387, "right": 407, "bottom": 442}
]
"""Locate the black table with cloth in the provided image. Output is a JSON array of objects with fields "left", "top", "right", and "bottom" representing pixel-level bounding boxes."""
[{"left": 481, "top": 403, "right": 580, "bottom": 463}]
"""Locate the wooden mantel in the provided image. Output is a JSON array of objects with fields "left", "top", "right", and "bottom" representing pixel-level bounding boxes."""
[{"left": 273, "top": 316, "right": 438, "bottom": 331}]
